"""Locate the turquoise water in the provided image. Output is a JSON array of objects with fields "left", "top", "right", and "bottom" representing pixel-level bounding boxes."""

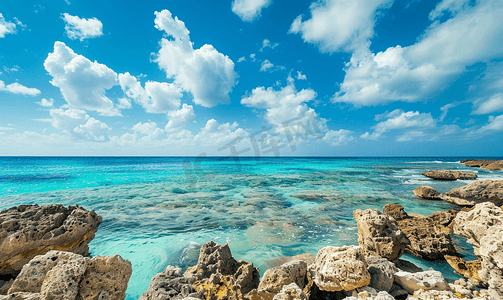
[{"left": 1, "top": 157, "right": 502, "bottom": 299}]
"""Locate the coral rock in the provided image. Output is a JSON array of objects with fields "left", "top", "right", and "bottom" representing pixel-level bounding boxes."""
[
  {"left": 413, "top": 186, "right": 441, "bottom": 200},
  {"left": 421, "top": 170, "right": 477, "bottom": 181}
]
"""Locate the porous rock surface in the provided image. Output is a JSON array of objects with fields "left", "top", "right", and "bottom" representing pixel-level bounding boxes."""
[
  {"left": 365, "top": 256, "right": 396, "bottom": 293},
  {"left": 413, "top": 186, "right": 441, "bottom": 200},
  {"left": 5, "top": 250, "right": 131, "bottom": 300},
  {"left": 444, "top": 179, "right": 503, "bottom": 206},
  {"left": 0, "top": 204, "right": 102, "bottom": 276},
  {"left": 393, "top": 269, "right": 449, "bottom": 294},
  {"left": 257, "top": 261, "right": 308, "bottom": 296},
  {"left": 444, "top": 255, "right": 483, "bottom": 285},
  {"left": 308, "top": 245, "right": 370, "bottom": 292},
  {"left": 383, "top": 204, "right": 458, "bottom": 260},
  {"left": 353, "top": 209, "right": 409, "bottom": 262},
  {"left": 139, "top": 266, "right": 198, "bottom": 300},
  {"left": 422, "top": 170, "right": 477, "bottom": 181},
  {"left": 271, "top": 283, "right": 306, "bottom": 300}
]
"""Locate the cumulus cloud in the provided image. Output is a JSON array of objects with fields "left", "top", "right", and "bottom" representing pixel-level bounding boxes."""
[
  {"left": 361, "top": 110, "right": 436, "bottom": 141},
  {"left": 322, "top": 129, "right": 355, "bottom": 146},
  {"left": 62, "top": 13, "right": 103, "bottom": 41},
  {"left": 260, "top": 60, "right": 274, "bottom": 72},
  {"left": 333, "top": 0, "right": 503, "bottom": 106},
  {"left": 296, "top": 71, "right": 307, "bottom": 80},
  {"left": 73, "top": 118, "right": 111, "bottom": 142},
  {"left": 153, "top": 10, "right": 237, "bottom": 108},
  {"left": 0, "top": 80, "right": 41, "bottom": 96},
  {"left": 194, "top": 119, "right": 248, "bottom": 148},
  {"left": 36, "top": 98, "right": 54, "bottom": 107},
  {"left": 232, "top": 0, "right": 272, "bottom": 22},
  {"left": 119, "top": 72, "right": 182, "bottom": 113},
  {"left": 260, "top": 39, "right": 279, "bottom": 52},
  {"left": 468, "top": 115, "right": 503, "bottom": 137},
  {"left": 289, "top": 0, "right": 394, "bottom": 53},
  {"left": 0, "top": 13, "right": 17, "bottom": 38},
  {"left": 49, "top": 108, "right": 110, "bottom": 142},
  {"left": 165, "top": 104, "right": 196, "bottom": 132},
  {"left": 44, "top": 41, "right": 120, "bottom": 116},
  {"left": 472, "top": 93, "right": 503, "bottom": 115}
]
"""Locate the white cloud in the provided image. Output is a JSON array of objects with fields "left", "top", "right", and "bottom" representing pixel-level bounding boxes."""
[
  {"left": 73, "top": 118, "right": 110, "bottom": 142},
  {"left": 296, "top": 71, "right": 307, "bottom": 80},
  {"left": 36, "top": 98, "right": 54, "bottom": 107},
  {"left": 260, "top": 59, "right": 274, "bottom": 72},
  {"left": 194, "top": 119, "right": 248, "bottom": 148},
  {"left": 62, "top": 13, "right": 103, "bottom": 41},
  {"left": 289, "top": 0, "right": 394, "bottom": 53},
  {"left": 429, "top": 0, "right": 471, "bottom": 20},
  {"left": 117, "top": 97, "right": 132, "bottom": 109},
  {"left": 333, "top": 0, "right": 503, "bottom": 106},
  {"left": 0, "top": 127, "right": 15, "bottom": 131},
  {"left": 440, "top": 102, "right": 460, "bottom": 121},
  {"left": 49, "top": 108, "right": 110, "bottom": 142},
  {"left": 238, "top": 56, "right": 246, "bottom": 62},
  {"left": 0, "top": 13, "right": 17, "bottom": 38},
  {"left": 0, "top": 80, "right": 41, "bottom": 96},
  {"left": 472, "top": 93, "right": 503, "bottom": 115},
  {"left": 361, "top": 110, "right": 436, "bottom": 141},
  {"left": 119, "top": 72, "right": 182, "bottom": 113},
  {"left": 260, "top": 39, "right": 279, "bottom": 52},
  {"left": 468, "top": 115, "right": 503, "bottom": 136},
  {"left": 44, "top": 41, "right": 120, "bottom": 116},
  {"left": 165, "top": 104, "right": 196, "bottom": 132},
  {"left": 232, "top": 0, "right": 272, "bottom": 22},
  {"left": 153, "top": 10, "right": 237, "bottom": 108},
  {"left": 322, "top": 129, "right": 355, "bottom": 146}
]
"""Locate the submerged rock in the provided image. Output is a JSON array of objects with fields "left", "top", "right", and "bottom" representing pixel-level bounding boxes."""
[
  {"left": 413, "top": 186, "right": 441, "bottom": 200},
  {"left": 444, "top": 179, "right": 503, "bottom": 206},
  {"left": 422, "top": 170, "right": 477, "bottom": 181},
  {"left": 353, "top": 209, "right": 409, "bottom": 262},
  {"left": 0, "top": 204, "right": 102, "bottom": 276}
]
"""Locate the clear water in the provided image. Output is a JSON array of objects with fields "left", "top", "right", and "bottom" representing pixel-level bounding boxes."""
[{"left": 1, "top": 157, "right": 502, "bottom": 299}]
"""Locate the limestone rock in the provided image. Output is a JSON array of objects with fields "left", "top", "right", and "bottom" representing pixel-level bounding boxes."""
[
  {"left": 271, "top": 283, "right": 306, "bottom": 300},
  {"left": 439, "top": 195, "right": 476, "bottom": 206},
  {"left": 365, "top": 256, "right": 396, "bottom": 292},
  {"left": 258, "top": 261, "right": 308, "bottom": 294},
  {"left": 353, "top": 209, "right": 409, "bottom": 262},
  {"left": 139, "top": 266, "right": 198, "bottom": 300},
  {"left": 382, "top": 204, "right": 409, "bottom": 221},
  {"left": 422, "top": 170, "right": 477, "bottom": 181},
  {"left": 0, "top": 292, "right": 40, "bottom": 300},
  {"left": 461, "top": 159, "right": 503, "bottom": 171},
  {"left": 384, "top": 204, "right": 458, "bottom": 260},
  {"left": 393, "top": 269, "right": 450, "bottom": 294},
  {"left": 0, "top": 204, "right": 102, "bottom": 276},
  {"left": 444, "top": 180, "right": 503, "bottom": 206},
  {"left": 265, "top": 254, "right": 314, "bottom": 269},
  {"left": 413, "top": 186, "right": 441, "bottom": 200},
  {"left": 444, "top": 255, "right": 483, "bottom": 285},
  {"left": 412, "top": 289, "right": 462, "bottom": 299},
  {"left": 308, "top": 246, "right": 370, "bottom": 292}
]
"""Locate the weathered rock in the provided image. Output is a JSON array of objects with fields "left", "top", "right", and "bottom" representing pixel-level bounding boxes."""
[
  {"left": 6, "top": 250, "right": 131, "bottom": 300},
  {"left": 265, "top": 253, "right": 315, "bottom": 269},
  {"left": 444, "top": 180, "right": 503, "bottom": 206},
  {"left": 412, "top": 289, "right": 462, "bottom": 299},
  {"left": 184, "top": 241, "right": 259, "bottom": 300},
  {"left": 439, "top": 195, "right": 476, "bottom": 206},
  {"left": 454, "top": 202, "right": 503, "bottom": 298},
  {"left": 0, "top": 204, "right": 102, "bottom": 276},
  {"left": 461, "top": 159, "right": 503, "bottom": 171},
  {"left": 422, "top": 170, "right": 477, "bottom": 181},
  {"left": 139, "top": 266, "right": 198, "bottom": 300},
  {"left": 0, "top": 279, "right": 14, "bottom": 295},
  {"left": 382, "top": 204, "right": 409, "bottom": 221},
  {"left": 309, "top": 246, "right": 370, "bottom": 292},
  {"left": 395, "top": 259, "right": 423, "bottom": 273},
  {"left": 258, "top": 261, "right": 308, "bottom": 294},
  {"left": 0, "top": 292, "right": 40, "bottom": 300},
  {"left": 365, "top": 256, "right": 397, "bottom": 292},
  {"left": 444, "top": 255, "right": 483, "bottom": 285},
  {"left": 413, "top": 186, "right": 441, "bottom": 200},
  {"left": 393, "top": 269, "right": 450, "bottom": 294},
  {"left": 353, "top": 209, "right": 409, "bottom": 262},
  {"left": 449, "top": 278, "right": 476, "bottom": 298},
  {"left": 383, "top": 204, "right": 458, "bottom": 260},
  {"left": 389, "top": 283, "right": 408, "bottom": 298},
  {"left": 271, "top": 283, "right": 306, "bottom": 300}
]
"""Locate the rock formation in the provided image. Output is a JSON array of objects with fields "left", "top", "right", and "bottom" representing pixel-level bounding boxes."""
[
  {"left": 422, "top": 170, "right": 477, "bottom": 181},
  {"left": 413, "top": 186, "right": 441, "bottom": 200},
  {"left": 365, "top": 256, "right": 396, "bottom": 292},
  {"left": 444, "top": 179, "right": 503, "bottom": 206},
  {"left": 353, "top": 209, "right": 409, "bottom": 262},
  {"left": 461, "top": 159, "right": 503, "bottom": 171},
  {"left": 444, "top": 255, "right": 483, "bottom": 285},
  {"left": 265, "top": 253, "right": 315, "bottom": 269},
  {"left": 393, "top": 269, "right": 450, "bottom": 294},
  {"left": 139, "top": 266, "right": 199, "bottom": 300},
  {"left": 0, "top": 204, "right": 102, "bottom": 276}
]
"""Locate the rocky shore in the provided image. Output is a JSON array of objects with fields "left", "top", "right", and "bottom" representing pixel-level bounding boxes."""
[{"left": 1, "top": 171, "right": 503, "bottom": 299}]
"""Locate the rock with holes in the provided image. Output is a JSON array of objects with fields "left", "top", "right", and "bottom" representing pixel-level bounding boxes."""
[
  {"left": 366, "top": 256, "right": 397, "bottom": 292},
  {"left": 0, "top": 204, "right": 102, "bottom": 276},
  {"left": 394, "top": 269, "right": 450, "bottom": 294},
  {"left": 139, "top": 266, "right": 198, "bottom": 300},
  {"left": 444, "top": 255, "right": 483, "bottom": 285},
  {"left": 353, "top": 208, "right": 409, "bottom": 262},
  {"left": 271, "top": 283, "right": 306, "bottom": 300},
  {"left": 0, "top": 293, "right": 40, "bottom": 300}
]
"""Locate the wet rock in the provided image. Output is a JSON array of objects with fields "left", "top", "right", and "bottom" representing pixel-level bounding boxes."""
[
  {"left": 353, "top": 209, "right": 409, "bottom": 262},
  {"left": 422, "top": 170, "right": 477, "bottom": 181},
  {"left": 461, "top": 159, "right": 503, "bottom": 171},
  {"left": 308, "top": 246, "right": 370, "bottom": 292},
  {"left": 383, "top": 204, "right": 458, "bottom": 260},
  {"left": 366, "top": 256, "right": 397, "bottom": 292},
  {"left": 271, "top": 283, "right": 306, "bottom": 300},
  {"left": 444, "top": 255, "right": 483, "bottom": 285},
  {"left": 444, "top": 179, "right": 503, "bottom": 206},
  {"left": 139, "top": 266, "right": 198, "bottom": 300},
  {"left": 413, "top": 186, "right": 441, "bottom": 200},
  {"left": 393, "top": 269, "right": 449, "bottom": 294},
  {"left": 0, "top": 204, "right": 102, "bottom": 276},
  {"left": 265, "top": 253, "right": 315, "bottom": 269}
]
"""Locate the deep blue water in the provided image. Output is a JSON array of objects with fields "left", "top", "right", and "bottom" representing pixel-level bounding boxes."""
[{"left": 1, "top": 156, "right": 502, "bottom": 299}]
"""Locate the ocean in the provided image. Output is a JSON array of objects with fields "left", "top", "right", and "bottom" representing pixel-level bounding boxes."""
[{"left": 1, "top": 157, "right": 502, "bottom": 299}]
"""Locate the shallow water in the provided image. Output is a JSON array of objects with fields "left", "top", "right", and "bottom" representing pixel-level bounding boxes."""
[{"left": 1, "top": 157, "right": 502, "bottom": 299}]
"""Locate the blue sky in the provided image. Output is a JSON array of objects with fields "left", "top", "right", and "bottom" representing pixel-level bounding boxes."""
[{"left": 1, "top": 0, "right": 503, "bottom": 156}]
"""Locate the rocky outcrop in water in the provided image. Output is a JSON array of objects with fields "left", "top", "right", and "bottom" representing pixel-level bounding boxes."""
[
  {"left": 0, "top": 204, "right": 102, "bottom": 276},
  {"left": 413, "top": 186, "right": 441, "bottom": 200},
  {"left": 461, "top": 159, "right": 503, "bottom": 171},
  {"left": 353, "top": 209, "right": 409, "bottom": 262},
  {"left": 422, "top": 170, "right": 477, "bottom": 181},
  {"left": 3, "top": 250, "right": 131, "bottom": 300},
  {"left": 383, "top": 204, "right": 458, "bottom": 261},
  {"left": 445, "top": 179, "right": 503, "bottom": 206}
]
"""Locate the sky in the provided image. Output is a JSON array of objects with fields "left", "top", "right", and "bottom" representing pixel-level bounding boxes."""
[{"left": 1, "top": 0, "right": 503, "bottom": 156}]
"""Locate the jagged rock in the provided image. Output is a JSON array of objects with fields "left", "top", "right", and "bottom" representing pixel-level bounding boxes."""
[
  {"left": 422, "top": 170, "right": 477, "bottom": 181},
  {"left": 461, "top": 159, "right": 503, "bottom": 171},
  {"left": 353, "top": 209, "right": 409, "bottom": 262},
  {"left": 366, "top": 256, "right": 397, "bottom": 292},
  {"left": 265, "top": 253, "right": 315, "bottom": 269},
  {"left": 271, "top": 283, "right": 306, "bottom": 300},
  {"left": 444, "top": 255, "right": 483, "bottom": 285},
  {"left": 449, "top": 278, "right": 476, "bottom": 298},
  {"left": 413, "top": 186, "right": 441, "bottom": 200},
  {"left": 383, "top": 204, "right": 458, "bottom": 260},
  {"left": 394, "top": 269, "right": 450, "bottom": 294},
  {"left": 412, "top": 289, "right": 462, "bottom": 299},
  {"left": 309, "top": 246, "right": 370, "bottom": 292},
  {"left": 0, "top": 292, "right": 40, "bottom": 300},
  {"left": 6, "top": 250, "right": 131, "bottom": 300},
  {"left": 454, "top": 202, "right": 503, "bottom": 298},
  {"left": 0, "top": 204, "right": 102, "bottom": 276},
  {"left": 258, "top": 261, "right": 308, "bottom": 294},
  {"left": 139, "top": 266, "right": 198, "bottom": 300},
  {"left": 382, "top": 204, "right": 409, "bottom": 221},
  {"left": 184, "top": 241, "right": 259, "bottom": 300},
  {"left": 444, "top": 180, "right": 503, "bottom": 206}
]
